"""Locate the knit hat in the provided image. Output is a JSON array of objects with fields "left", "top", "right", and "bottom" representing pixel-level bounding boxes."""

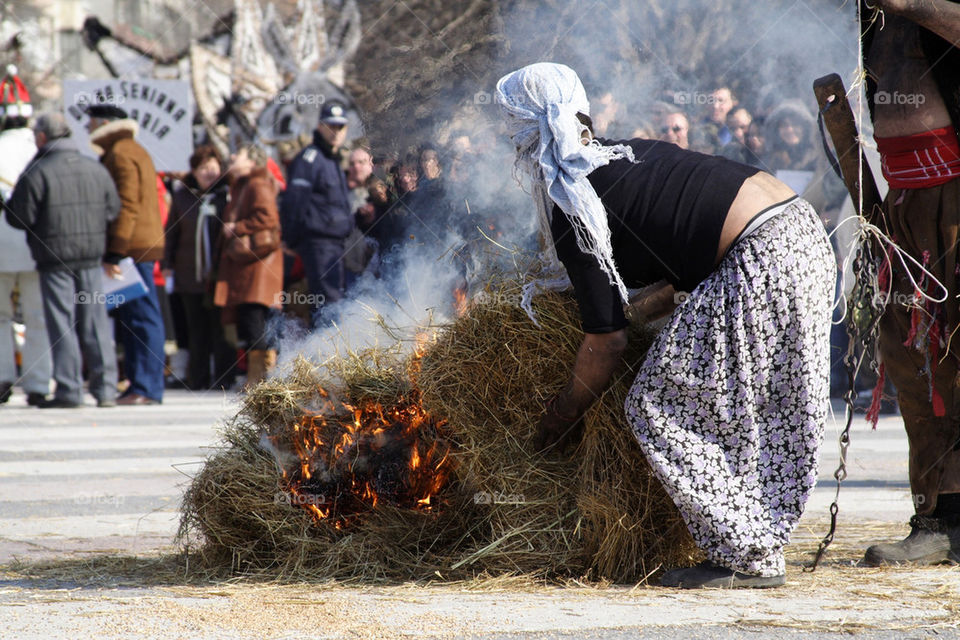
[{"left": 0, "top": 65, "right": 32, "bottom": 119}]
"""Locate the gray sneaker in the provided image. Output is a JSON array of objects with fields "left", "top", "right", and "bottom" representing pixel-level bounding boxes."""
[
  {"left": 660, "top": 561, "right": 785, "bottom": 589},
  {"left": 862, "top": 516, "right": 960, "bottom": 566}
]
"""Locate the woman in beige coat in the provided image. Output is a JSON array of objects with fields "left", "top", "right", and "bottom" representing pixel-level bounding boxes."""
[{"left": 215, "top": 144, "right": 283, "bottom": 386}]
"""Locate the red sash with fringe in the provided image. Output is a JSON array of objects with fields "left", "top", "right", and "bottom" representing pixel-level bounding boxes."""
[{"left": 876, "top": 126, "right": 960, "bottom": 189}]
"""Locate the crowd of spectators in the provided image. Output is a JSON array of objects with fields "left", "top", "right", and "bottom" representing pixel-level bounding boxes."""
[
  {"left": 0, "top": 64, "right": 850, "bottom": 407},
  {"left": 599, "top": 86, "right": 849, "bottom": 227}
]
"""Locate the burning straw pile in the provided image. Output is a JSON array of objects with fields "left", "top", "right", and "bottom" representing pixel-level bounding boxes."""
[{"left": 179, "top": 280, "right": 699, "bottom": 583}]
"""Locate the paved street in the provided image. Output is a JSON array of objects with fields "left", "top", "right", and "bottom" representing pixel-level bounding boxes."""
[
  {"left": 0, "top": 390, "right": 957, "bottom": 639},
  {"left": 0, "top": 390, "right": 231, "bottom": 562}
]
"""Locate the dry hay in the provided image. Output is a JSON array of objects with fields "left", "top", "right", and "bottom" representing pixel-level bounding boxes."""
[
  {"left": 178, "top": 358, "right": 483, "bottom": 582},
  {"left": 179, "top": 280, "right": 698, "bottom": 583}
]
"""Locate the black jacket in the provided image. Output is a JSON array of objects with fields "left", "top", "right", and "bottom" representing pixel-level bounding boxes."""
[
  {"left": 5, "top": 139, "right": 121, "bottom": 272},
  {"left": 163, "top": 175, "right": 228, "bottom": 294},
  {"left": 280, "top": 130, "right": 354, "bottom": 246}
]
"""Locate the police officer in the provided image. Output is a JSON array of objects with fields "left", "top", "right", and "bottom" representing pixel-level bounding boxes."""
[{"left": 281, "top": 100, "right": 354, "bottom": 321}]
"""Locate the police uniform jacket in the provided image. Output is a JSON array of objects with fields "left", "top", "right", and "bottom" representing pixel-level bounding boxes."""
[{"left": 280, "top": 130, "right": 354, "bottom": 247}]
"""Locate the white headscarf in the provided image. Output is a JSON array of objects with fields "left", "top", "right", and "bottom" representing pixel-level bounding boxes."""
[{"left": 495, "top": 62, "right": 636, "bottom": 305}]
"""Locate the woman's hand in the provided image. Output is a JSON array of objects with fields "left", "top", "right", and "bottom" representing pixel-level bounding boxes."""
[
  {"left": 222, "top": 221, "right": 237, "bottom": 237},
  {"left": 533, "top": 395, "right": 584, "bottom": 455}
]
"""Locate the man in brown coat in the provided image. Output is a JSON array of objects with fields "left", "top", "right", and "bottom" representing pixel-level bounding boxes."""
[{"left": 87, "top": 104, "right": 166, "bottom": 405}]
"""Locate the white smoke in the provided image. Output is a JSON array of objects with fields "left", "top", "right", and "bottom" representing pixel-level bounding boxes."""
[
  {"left": 274, "top": 231, "right": 472, "bottom": 367},
  {"left": 273, "top": 0, "right": 860, "bottom": 369}
]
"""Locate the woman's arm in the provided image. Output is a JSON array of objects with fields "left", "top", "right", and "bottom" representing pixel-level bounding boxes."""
[{"left": 533, "top": 329, "right": 627, "bottom": 453}]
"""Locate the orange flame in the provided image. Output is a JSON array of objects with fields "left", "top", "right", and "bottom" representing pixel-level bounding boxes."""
[
  {"left": 453, "top": 286, "right": 468, "bottom": 317},
  {"left": 272, "top": 385, "right": 455, "bottom": 528}
]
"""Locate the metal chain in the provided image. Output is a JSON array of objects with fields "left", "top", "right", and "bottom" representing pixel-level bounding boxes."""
[{"left": 806, "top": 235, "right": 885, "bottom": 571}]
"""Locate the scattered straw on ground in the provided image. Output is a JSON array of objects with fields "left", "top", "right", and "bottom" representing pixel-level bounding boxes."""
[{"left": 3, "top": 520, "right": 959, "bottom": 637}]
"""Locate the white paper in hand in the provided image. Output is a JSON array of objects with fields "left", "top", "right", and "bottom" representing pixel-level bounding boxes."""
[{"left": 102, "top": 257, "right": 150, "bottom": 311}]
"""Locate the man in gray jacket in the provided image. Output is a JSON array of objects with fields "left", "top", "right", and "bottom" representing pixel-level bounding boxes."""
[{"left": 6, "top": 113, "right": 120, "bottom": 408}]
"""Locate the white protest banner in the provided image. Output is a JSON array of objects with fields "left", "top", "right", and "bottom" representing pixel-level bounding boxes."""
[{"left": 63, "top": 79, "right": 192, "bottom": 172}]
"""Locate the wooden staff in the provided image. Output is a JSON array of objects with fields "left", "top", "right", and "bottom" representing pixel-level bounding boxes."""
[{"left": 813, "top": 73, "right": 883, "bottom": 222}]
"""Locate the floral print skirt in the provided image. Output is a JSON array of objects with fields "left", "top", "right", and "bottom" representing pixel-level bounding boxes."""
[{"left": 624, "top": 198, "right": 835, "bottom": 577}]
